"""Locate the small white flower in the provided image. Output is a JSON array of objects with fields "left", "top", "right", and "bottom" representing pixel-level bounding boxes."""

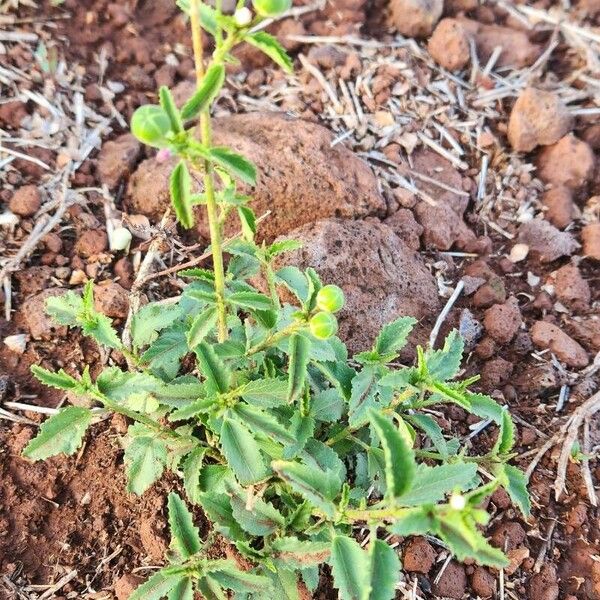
[
  {"left": 449, "top": 492, "right": 466, "bottom": 511},
  {"left": 234, "top": 7, "right": 253, "bottom": 26}
]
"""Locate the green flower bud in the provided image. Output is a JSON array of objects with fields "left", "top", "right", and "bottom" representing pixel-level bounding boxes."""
[
  {"left": 252, "top": 0, "right": 291, "bottom": 17},
  {"left": 316, "top": 284, "right": 345, "bottom": 313},
  {"left": 309, "top": 311, "right": 338, "bottom": 340},
  {"left": 131, "top": 104, "right": 171, "bottom": 148}
]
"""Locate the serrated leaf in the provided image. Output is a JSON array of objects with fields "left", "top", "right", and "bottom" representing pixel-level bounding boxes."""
[
  {"left": 426, "top": 329, "right": 464, "bottom": 381},
  {"left": 275, "top": 266, "right": 309, "bottom": 304},
  {"left": 330, "top": 536, "right": 371, "bottom": 600},
  {"left": 499, "top": 464, "right": 531, "bottom": 516},
  {"left": 268, "top": 239, "right": 303, "bottom": 258},
  {"left": 208, "top": 562, "right": 272, "bottom": 593},
  {"left": 348, "top": 367, "right": 378, "bottom": 428},
  {"left": 374, "top": 316, "right": 417, "bottom": 358},
  {"left": 195, "top": 341, "right": 231, "bottom": 393},
  {"left": 181, "top": 64, "right": 225, "bottom": 120},
  {"left": 23, "top": 406, "right": 92, "bottom": 461},
  {"left": 96, "top": 367, "right": 163, "bottom": 402},
  {"left": 240, "top": 378, "right": 288, "bottom": 408},
  {"left": 388, "top": 507, "right": 434, "bottom": 536},
  {"left": 220, "top": 417, "right": 268, "bottom": 485},
  {"left": 233, "top": 404, "right": 295, "bottom": 446},
  {"left": 265, "top": 567, "right": 301, "bottom": 600},
  {"left": 209, "top": 147, "right": 256, "bottom": 186},
  {"left": 272, "top": 460, "right": 339, "bottom": 518},
  {"left": 142, "top": 324, "right": 188, "bottom": 380},
  {"left": 45, "top": 291, "right": 83, "bottom": 326},
  {"left": 187, "top": 306, "right": 218, "bottom": 349},
  {"left": 197, "top": 491, "right": 246, "bottom": 540},
  {"left": 271, "top": 537, "right": 330, "bottom": 568},
  {"left": 168, "top": 492, "right": 202, "bottom": 559},
  {"left": 131, "top": 303, "right": 182, "bottom": 348},
  {"left": 283, "top": 413, "right": 314, "bottom": 459},
  {"left": 288, "top": 333, "right": 310, "bottom": 403},
  {"left": 368, "top": 409, "right": 416, "bottom": 500},
  {"left": 170, "top": 160, "right": 194, "bottom": 229},
  {"left": 159, "top": 86, "right": 183, "bottom": 133},
  {"left": 124, "top": 436, "right": 167, "bottom": 495},
  {"left": 168, "top": 578, "right": 194, "bottom": 600},
  {"left": 368, "top": 540, "right": 400, "bottom": 600},
  {"left": 183, "top": 446, "right": 206, "bottom": 505},
  {"left": 468, "top": 392, "right": 504, "bottom": 423},
  {"left": 407, "top": 413, "right": 448, "bottom": 457},
  {"left": 237, "top": 205, "right": 256, "bottom": 241},
  {"left": 497, "top": 409, "right": 515, "bottom": 455},
  {"left": 227, "top": 485, "right": 285, "bottom": 536},
  {"left": 228, "top": 291, "right": 272, "bottom": 311},
  {"left": 399, "top": 463, "right": 478, "bottom": 506},
  {"left": 30, "top": 365, "right": 82, "bottom": 391},
  {"left": 81, "top": 312, "right": 122, "bottom": 349},
  {"left": 310, "top": 388, "right": 344, "bottom": 422},
  {"left": 245, "top": 31, "right": 293, "bottom": 73},
  {"left": 130, "top": 570, "right": 186, "bottom": 600}
]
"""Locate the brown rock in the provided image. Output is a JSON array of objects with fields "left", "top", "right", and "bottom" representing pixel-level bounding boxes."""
[
  {"left": 471, "top": 567, "right": 496, "bottom": 599},
  {"left": 459, "top": 19, "right": 542, "bottom": 68},
  {"left": 17, "top": 288, "right": 68, "bottom": 340},
  {"left": 483, "top": 296, "right": 522, "bottom": 344},
  {"left": 9, "top": 185, "right": 41, "bottom": 217},
  {"left": 506, "top": 546, "right": 530, "bottom": 576},
  {"left": 582, "top": 222, "right": 600, "bottom": 260},
  {"left": 554, "top": 263, "right": 591, "bottom": 311},
  {"left": 542, "top": 186, "right": 578, "bottom": 229},
  {"left": 428, "top": 18, "right": 470, "bottom": 71},
  {"left": 517, "top": 219, "right": 579, "bottom": 263},
  {"left": 537, "top": 134, "right": 595, "bottom": 191},
  {"left": 565, "top": 317, "right": 600, "bottom": 354},
  {"left": 114, "top": 257, "right": 134, "bottom": 290},
  {"left": 14, "top": 266, "right": 53, "bottom": 297},
  {"left": 114, "top": 573, "right": 144, "bottom": 600},
  {"left": 0, "top": 100, "right": 28, "bottom": 129},
  {"left": 491, "top": 521, "right": 526, "bottom": 551},
  {"left": 384, "top": 208, "right": 423, "bottom": 250},
  {"left": 75, "top": 230, "right": 108, "bottom": 258},
  {"left": 94, "top": 282, "right": 130, "bottom": 319},
  {"left": 481, "top": 357, "right": 513, "bottom": 390},
  {"left": 530, "top": 321, "right": 589, "bottom": 368},
  {"left": 508, "top": 88, "right": 572, "bottom": 152},
  {"left": 387, "top": 0, "right": 444, "bottom": 37},
  {"left": 97, "top": 133, "right": 142, "bottom": 189},
  {"left": 528, "top": 564, "right": 559, "bottom": 600},
  {"left": 126, "top": 113, "right": 385, "bottom": 242},
  {"left": 473, "top": 276, "right": 506, "bottom": 308},
  {"left": 403, "top": 536, "right": 436, "bottom": 573},
  {"left": 43, "top": 232, "right": 63, "bottom": 254},
  {"left": 275, "top": 218, "right": 439, "bottom": 355},
  {"left": 433, "top": 561, "right": 467, "bottom": 599}
]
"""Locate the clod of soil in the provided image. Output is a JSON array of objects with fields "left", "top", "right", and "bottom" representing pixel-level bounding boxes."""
[
  {"left": 16, "top": 288, "right": 68, "bottom": 340},
  {"left": 97, "top": 133, "right": 142, "bottom": 189},
  {"left": 530, "top": 321, "right": 589, "bottom": 368},
  {"left": 470, "top": 566, "right": 496, "bottom": 599},
  {"left": 75, "top": 229, "right": 109, "bottom": 258},
  {"left": 483, "top": 296, "right": 522, "bottom": 344},
  {"left": 9, "top": 185, "right": 41, "bottom": 217},
  {"left": 582, "top": 222, "right": 600, "bottom": 260},
  {"left": 490, "top": 521, "right": 527, "bottom": 551},
  {"left": 386, "top": 0, "right": 443, "bottom": 37},
  {"left": 94, "top": 281, "right": 130, "bottom": 318},
  {"left": 402, "top": 536, "right": 436, "bottom": 573},
  {"left": 542, "top": 186, "right": 579, "bottom": 229},
  {"left": 527, "top": 564, "right": 559, "bottom": 600},
  {"left": 125, "top": 113, "right": 386, "bottom": 241},
  {"left": 517, "top": 219, "right": 580, "bottom": 263},
  {"left": 537, "top": 134, "right": 596, "bottom": 191},
  {"left": 275, "top": 218, "right": 439, "bottom": 355},
  {"left": 507, "top": 87, "right": 573, "bottom": 153},
  {"left": 433, "top": 561, "right": 467, "bottom": 599},
  {"left": 427, "top": 18, "right": 470, "bottom": 71},
  {"left": 553, "top": 263, "right": 591, "bottom": 311}
]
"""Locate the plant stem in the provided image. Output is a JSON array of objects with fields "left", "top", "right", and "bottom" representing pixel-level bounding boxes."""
[
  {"left": 190, "top": 0, "right": 228, "bottom": 342},
  {"left": 246, "top": 321, "right": 303, "bottom": 356}
]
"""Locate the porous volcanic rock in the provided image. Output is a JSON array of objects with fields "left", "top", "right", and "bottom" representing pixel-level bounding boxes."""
[
  {"left": 274, "top": 218, "right": 440, "bottom": 355},
  {"left": 9, "top": 185, "right": 41, "bottom": 217},
  {"left": 517, "top": 219, "right": 579, "bottom": 263},
  {"left": 553, "top": 263, "right": 590, "bottom": 311},
  {"left": 537, "top": 134, "right": 595, "bottom": 191},
  {"left": 387, "top": 0, "right": 443, "bottom": 37},
  {"left": 508, "top": 88, "right": 572, "bottom": 152},
  {"left": 542, "top": 186, "right": 579, "bottom": 229},
  {"left": 403, "top": 537, "right": 436, "bottom": 573},
  {"left": 94, "top": 282, "right": 130, "bottom": 319},
  {"left": 427, "top": 18, "right": 470, "bottom": 71},
  {"left": 17, "top": 288, "right": 68, "bottom": 340},
  {"left": 97, "top": 133, "right": 142, "bottom": 189},
  {"left": 530, "top": 321, "right": 589, "bottom": 368},
  {"left": 125, "top": 113, "right": 386, "bottom": 241},
  {"left": 433, "top": 561, "right": 467, "bottom": 599},
  {"left": 483, "top": 296, "right": 522, "bottom": 344}
]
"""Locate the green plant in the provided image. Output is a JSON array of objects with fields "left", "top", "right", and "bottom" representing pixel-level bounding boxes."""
[{"left": 23, "top": 2, "right": 530, "bottom": 598}]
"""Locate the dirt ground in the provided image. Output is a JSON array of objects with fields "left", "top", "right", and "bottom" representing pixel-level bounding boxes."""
[{"left": 0, "top": 0, "right": 599, "bottom": 598}]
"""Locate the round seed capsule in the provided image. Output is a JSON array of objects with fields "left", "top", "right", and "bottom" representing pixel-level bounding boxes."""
[
  {"left": 131, "top": 105, "right": 171, "bottom": 148},
  {"left": 309, "top": 311, "right": 338, "bottom": 340},
  {"left": 316, "top": 284, "right": 345, "bottom": 313}
]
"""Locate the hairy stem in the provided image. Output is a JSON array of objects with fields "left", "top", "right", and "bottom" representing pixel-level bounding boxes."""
[{"left": 190, "top": 0, "right": 228, "bottom": 342}]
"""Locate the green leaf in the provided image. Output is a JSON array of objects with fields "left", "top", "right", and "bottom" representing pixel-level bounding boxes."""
[
  {"left": 131, "top": 303, "right": 182, "bottom": 348},
  {"left": 168, "top": 578, "right": 194, "bottom": 600},
  {"left": 227, "top": 484, "right": 285, "bottom": 536},
  {"left": 30, "top": 365, "right": 82, "bottom": 391},
  {"left": 272, "top": 460, "right": 339, "bottom": 518},
  {"left": 244, "top": 31, "right": 293, "bottom": 73},
  {"left": 45, "top": 291, "right": 83, "bottom": 326},
  {"left": 368, "top": 409, "right": 416, "bottom": 499},
  {"left": 374, "top": 316, "right": 417, "bottom": 358},
  {"left": 96, "top": 368, "right": 163, "bottom": 402},
  {"left": 168, "top": 492, "right": 202, "bottom": 559},
  {"left": 81, "top": 313, "right": 122, "bottom": 349},
  {"left": 209, "top": 147, "right": 256, "bottom": 186},
  {"left": 208, "top": 562, "right": 272, "bottom": 593},
  {"left": 183, "top": 446, "right": 206, "bottom": 505},
  {"left": 159, "top": 86, "right": 183, "bottom": 133},
  {"left": 407, "top": 413, "right": 448, "bottom": 457},
  {"left": 124, "top": 436, "right": 167, "bottom": 495},
  {"left": 368, "top": 540, "right": 400, "bottom": 600},
  {"left": 181, "top": 64, "right": 225, "bottom": 120},
  {"left": 130, "top": 570, "right": 185, "bottom": 600},
  {"left": 196, "top": 576, "right": 227, "bottom": 600},
  {"left": 237, "top": 205, "right": 256, "bottom": 241},
  {"left": 499, "top": 464, "right": 531, "bottom": 517},
  {"left": 233, "top": 404, "right": 295, "bottom": 446},
  {"left": 220, "top": 417, "right": 268, "bottom": 485},
  {"left": 271, "top": 537, "right": 330, "bottom": 568},
  {"left": 228, "top": 291, "right": 272, "bottom": 311},
  {"left": 288, "top": 333, "right": 311, "bottom": 403},
  {"left": 265, "top": 567, "right": 301, "bottom": 600},
  {"left": 310, "top": 388, "right": 344, "bottom": 422},
  {"left": 176, "top": 0, "right": 217, "bottom": 33},
  {"left": 142, "top": 324, "right": 188, "bottom": 380},
  {"left": 388, "top": 507, "right": 434, "bottom": 536},
  {"left": 23, "top": 406, "right": 92, "bottom": 461},
  {"left": 348, "top": 367, "right": 378, "bottom": 428},
  {"left": 267, "top": 240, "right": 303, "bottom": 258},
  {"left": 170, "top": 160, "right": 194, "bottom": 229},
  {"left": 426, "top": 330, "right": 464, "bottom": 381},
  {"left": 399, "top": 463, "right": 478, "bottom": 506},
  {"left": 187, "top": 306, "right": 218, "bottom": 349},
  {"left": 468, "top": 393, "right": 504, "bottom": 423},
  {"left": 496, "top": 409, "right": 516, "bottom": 455},
  {"left": 240, "top": 378, "right": 288, "bottom": 408},
  {"left": 330, "top": 535, "right": 371, "bottom": 600},
  {"left": 197, "top": 491, "right": 246, "bottom": 540},
  {"left": 275, "top": 266, "right": 309, "bottom": 303},
  {"left": 196, "top": 341, "right": 231, "bottom": 393}
]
